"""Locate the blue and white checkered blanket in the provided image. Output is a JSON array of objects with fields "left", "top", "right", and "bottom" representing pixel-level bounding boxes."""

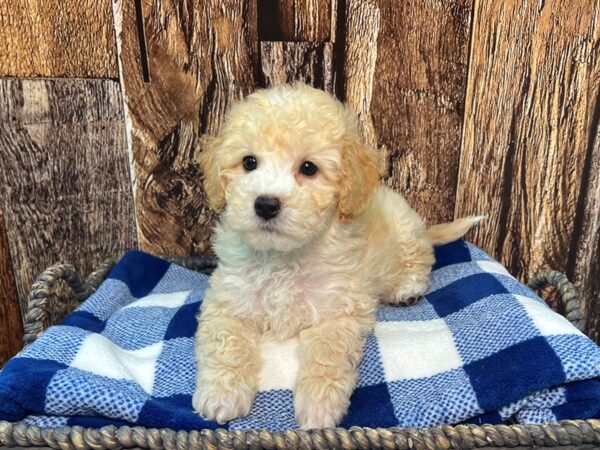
[{"left": 1, "top": 241, "right": 600, "bottom": 430}]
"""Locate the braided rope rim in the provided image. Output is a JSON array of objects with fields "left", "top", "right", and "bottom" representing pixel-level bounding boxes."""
[
  {"left": 1, "top": 420, "right": 600, "bottom": 449},
  {"left": 12, "top": 261, "right": 592, "bottom": 449},
  {"left": 23, "top": 257, "right": 217, "bottom": 345},
  {"left": 23, "top": 260, "right": 115, "bottom": 345},
  {"left": 527, "top": 269, "right": 585, "bottom": 331}
]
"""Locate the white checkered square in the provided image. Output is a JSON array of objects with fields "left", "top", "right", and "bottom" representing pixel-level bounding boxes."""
[
  {"left": 71, "top": 334, "right": 163, "bottom": 394},
  {"left": 516, "top": 295, "right": 585, "bottom": 337},
  {"left": 375, "top": 319, "right": 462, "bottom": 381},
  {"left": 122, "top": 291, "right": 191, "bottom": 310},
  {"left": 476, "top": 260, "right": 512, "bottom": 278}
]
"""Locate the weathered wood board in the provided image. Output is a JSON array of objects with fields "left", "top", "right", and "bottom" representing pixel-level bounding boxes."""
[
  {"left": 261, "top": 41, "right": 334, "bottom": 92},
  {"left": 342, "top": 0, "right": 379, "bottom": 148},
  {"left": 343, "top": 0, "right": 473, "bottom": 225},
  {"left": 0, "top": 79, "right": 136, "bottom": 313},
  {"left": 0, "top": 208, "right": 23, "bottom": 366},
  {"left": 570, "top": 99, "right": 600, "bottom": 341},
  {"left": 258, "top": 0, "right": 331, "bottom": 42},
  {"left": 0, "top": 0, "right": 118, "bottom": 78},
  {"left": 113, "top": 0, "right": 260, "bottom": 256},
  {"left": 258, "top": 2, "right": 335, "bottom": 105},
  {"left": 454, "top": 0, "right": 600, "bottom": 312}
]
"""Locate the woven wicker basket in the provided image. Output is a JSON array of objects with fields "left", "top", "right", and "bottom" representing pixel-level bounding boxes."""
[{"left": 0, "top": 258, "right": 598, "bottom": 450}]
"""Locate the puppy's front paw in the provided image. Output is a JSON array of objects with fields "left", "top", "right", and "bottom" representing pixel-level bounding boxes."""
[
  {"left": 395, "top": 294, "right": 423, "bottom": 306},
  {"left": 193, "top": 381, "right": 255, "bottom": 424},
  {"left": 383, "top": 280, "right": 429, "bottom": 306},
  {"left": 294, "top": 379, "right": 349, "bottom": 429}
]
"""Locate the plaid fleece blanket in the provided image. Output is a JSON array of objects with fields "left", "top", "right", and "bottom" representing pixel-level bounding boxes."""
[{"left": 1, "top": 241, "right": 599, "bottom": 430}]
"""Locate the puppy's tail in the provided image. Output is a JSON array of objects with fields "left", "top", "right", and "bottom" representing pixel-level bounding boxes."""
[{"left": 426, "top": 215, "right": 485, "bottom": 245}]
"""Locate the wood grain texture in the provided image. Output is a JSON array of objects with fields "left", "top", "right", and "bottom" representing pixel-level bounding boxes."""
[
  {"left": 0, "top": 207, "right": 23, "bottom": 367},
  {"left": 261, "top": 41, "right": 333, "bottom": 92},
  {"left": 342, "top": 0, "right": 473, "bottom": 224},
  {"left": 455, "top": 1, "right": 600, "bottom": 289},
  {"left": 0, "top": 79, "right": 136, "bottom": 314},
  {"left": 342, "top": 0, "right": 380, "bottom": 148},
  {"left": 570, "top": 98, "right": 600, "bottom": 341},
  {"left": 114, "top": 0, "right": 259, "bottom": 255},
  {"left": 0, "top": 0, "right": 118, "bottom": 78},
  {"left": 258, "top": 0, "right": 331, "bottom": 42}
]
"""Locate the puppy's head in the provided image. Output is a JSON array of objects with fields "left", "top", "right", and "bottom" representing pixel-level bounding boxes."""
[{"left": 200, "top": 84, "right": 380, "bottom": 252}]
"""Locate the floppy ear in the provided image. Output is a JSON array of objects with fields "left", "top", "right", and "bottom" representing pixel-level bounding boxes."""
[
  {"left": 337, "top": 133, "right": 381, "bottom": 222},
  {"left": 198, "top": 136, "right": 226, "bottom": 212}
]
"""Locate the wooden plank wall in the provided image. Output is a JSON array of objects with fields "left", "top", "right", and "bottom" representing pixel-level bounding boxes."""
[
  {"left": 0, "top": 0, "right": 118, "bottom": 78},
  {"left": 0, "top": 0, "right": 599, "bottom": 365},
  {"left": 0, "top": 0, "right": 135, "bottom": 365},
  {"left": 258, "top": 0, "right": 334, "bottom": 93},
  {"left": 0, "top": 79, "right": 137, "bottom": 313},
  {"left": 342, "top": 0, "right": 473, "bottom": 225},
  {"left": 113, "top": 0, "right": 259, "bottom": 256},
  {"left": 0, "top": 208, "right": 22, "bottom": 366},
  {"left": 455, "top": 0, "right": 600, "bottom": 331}
]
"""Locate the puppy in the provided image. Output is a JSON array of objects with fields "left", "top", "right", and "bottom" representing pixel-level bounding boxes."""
[{"left": 193, "top": 83, "right": 480, "bottom": 429}]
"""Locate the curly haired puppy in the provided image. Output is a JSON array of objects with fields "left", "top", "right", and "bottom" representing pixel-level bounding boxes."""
[{"left": 193, "top": 83, "right": 480, "bottom": 429}]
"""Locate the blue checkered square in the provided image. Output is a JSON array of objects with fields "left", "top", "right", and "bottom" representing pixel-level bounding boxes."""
[
  {"left": 19, "top": 326, "right": 89, "bottom": 365},
  {"left": 357, "top": 333, "right": 385, "bottom": 387},
  {"left": 343, "top": 383, "right": 397, "bottom": 428},
  {"left": 45, "top": 369, "right": 146, "bottom": 422},
  {"left": 107, "top": 251, "right": 170, "bottom": 297},
  {"left": 376, "top": 299, "right": 440, "bottom": 322},
  {"left": 428, "top": 273, "right": 509, "bottom": 317},
  {"left": 102, "top": 306, "right": 178, "bottom": 350},
  {"left": 428, "top": 262, "right": 485, "bottom": 293},
  {"left": 546, "top": 334, "right": 600, "bottom": 380},
  {"left": 388, "top": 368, "right": 481, "bottom": 427},
  {"left": 229, "top": 390, "right": 297, "bottom": 431},
  {"left": 465, "top": 337, "right": 565, "bottom": 411},
  {"left": 151, "top": 265, "right": 210, "bottom": 294},
  {"left": 152, "top": 337, "right": 196, "bottom": 397},
  {"left": 433, "top": 240, "right": 473, "bottom": 269},
  {"left": 447, "top": 294, "right": 538, "bottom": 364},
  {"left": 78, "top": 279, "right": 137, "bottom": 320},
  {"left": 164, "top": 302, "right": 201, "bottom": 340}
]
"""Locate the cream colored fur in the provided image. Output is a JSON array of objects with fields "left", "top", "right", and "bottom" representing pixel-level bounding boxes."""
[{"left": 193, "top": 83, "right": 480, "bottom": 428}]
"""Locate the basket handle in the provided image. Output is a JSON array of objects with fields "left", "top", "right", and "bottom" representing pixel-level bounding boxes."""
[
  {"left": 23, "top": 261, "right": 115, "bottom": 345},
  {"left": 527, "top": 269, "right": 585, "bottom": 332},
  {"left": 22, "top": 256, "right": 216, "bottom": 345}
]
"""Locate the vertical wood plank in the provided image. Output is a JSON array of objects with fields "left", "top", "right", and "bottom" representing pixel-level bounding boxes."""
[
  {"left": 342, "top": 0, "right": 380, "bottom": 147},
  {"left": 570, "top": 100, "right": 600, "bottom": 341},
  {"left": 261, "top": 41, "right": 333, "bottom": 92},
  {"left": 455, "top": 1, "right": 600, "bottom": 292},
  {"left": 0, "top": 0, "right": 118, "bottom": 78},
  {"left": 257, "top": 1, "right": 335, "bottom": 118},
  {"left": 258, "top": 0, "right": 331, "bottom": 42},
  {"left": 0, "top": 79, "right": 137, "bottom": 314},
  {"left": 0, "top": 207, "right": 23, "bottom": 366},
  {"left": 113, "top": 0, "right": 260, "bottom": 256},
  {"left": 342, "top": 0, "right": 473, "bottom": 224}
]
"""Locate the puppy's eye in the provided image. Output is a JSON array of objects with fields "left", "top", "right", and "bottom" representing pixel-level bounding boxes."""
[
  {"left": 300, "top": 161, "right": 318, "bottom": 176},
  {"left": 242, "top": 155, "right": 257, "bottom": 171}
]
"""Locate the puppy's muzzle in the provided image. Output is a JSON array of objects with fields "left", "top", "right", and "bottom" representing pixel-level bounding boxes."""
[{"left": 254, "top": 195, "right": 280, "bottom": 220}]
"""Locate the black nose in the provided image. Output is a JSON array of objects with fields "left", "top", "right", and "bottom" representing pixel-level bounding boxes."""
[{"left": 254, "top": 196, "right": 281, "bottom": 220}]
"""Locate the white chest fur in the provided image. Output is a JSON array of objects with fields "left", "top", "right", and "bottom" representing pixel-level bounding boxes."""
[
  {"left": 209, "top": 217, "right": 374, "bottom": 340},
  {"left": 218, "top": 257, "right": 330, "bottom": 339}
]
